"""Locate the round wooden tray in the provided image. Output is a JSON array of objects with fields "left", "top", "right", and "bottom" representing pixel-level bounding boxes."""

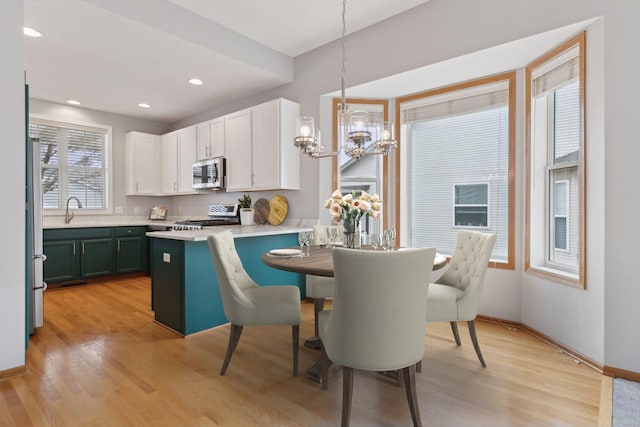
[
  {"left": 253, "top": 198, "right": 270, "bottom": 224},
  {"left": 268, "top": 195, "right": 288, "bottom": 225}
]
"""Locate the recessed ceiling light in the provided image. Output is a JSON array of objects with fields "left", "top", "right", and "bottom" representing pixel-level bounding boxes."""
[
  {"left": 188, "top": 78, "right": 204, "bottom": 86},
  {"left": 66, "top": 100, "right": 82, "bottom": 106},
  {"left": 23, "top": 27, "right": 43, "bottom": 38},
  {"left": 138, "top": 103, "right": 151, "bottom": 108}
]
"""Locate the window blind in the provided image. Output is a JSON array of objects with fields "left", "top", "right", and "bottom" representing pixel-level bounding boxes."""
[
  {"left": 403, "top": 83, "right": 509, "bottom": 261},
  {"left": 534, "top": 55, "right": 579, "bottom": 97},
  {"left": 29, "top": 120, "right": 108, "bottom": 210}
]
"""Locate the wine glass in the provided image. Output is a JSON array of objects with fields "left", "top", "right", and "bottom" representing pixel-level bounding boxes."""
[
  {"left": 371, "top": 233, "right": 382, "bottom": 250},
  {"left": 325, "top": 227, "right": 334, "bottom": 247},
  {"left": 303, "top": 231, "right": 314, "bottom": 256},
  {"left": 298, "top": 232, "right": 306, "bottom": 257},
  {"left": 329, "top": 227, "right": 340, "bottom": 247}
]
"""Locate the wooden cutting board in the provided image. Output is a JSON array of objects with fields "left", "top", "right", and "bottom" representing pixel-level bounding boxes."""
[
  {"left": 268, "top": 195, "right": 288, "bottom": 225},
  {"left": 253, "top": 198, "right": 270, "bottom": 224}
]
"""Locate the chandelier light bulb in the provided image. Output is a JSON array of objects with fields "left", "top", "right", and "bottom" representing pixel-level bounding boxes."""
[
  {"left": 300, "top": 125, "right": 311, "bottom": 137},
  {"left": 381, "top": 129, "right": 391, "bottom": 140}
]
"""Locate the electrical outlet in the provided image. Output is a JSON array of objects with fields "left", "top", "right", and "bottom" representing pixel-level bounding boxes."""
[
  {"left": 133, "top": 206, "right": 140, "bottom": 214},
  {"left": 178, "top": 206, "right": 183, "bottom": 214},
  {"left": 114, "top": 206, "right": 124, "bottom": 214},
  {"left": 163, "top": 252, "right": 171, "bottom": 263}
]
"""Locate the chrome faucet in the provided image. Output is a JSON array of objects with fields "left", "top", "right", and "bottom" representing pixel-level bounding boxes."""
[{"left": 65, "top": 196, "right": 83, "bottom": 224}]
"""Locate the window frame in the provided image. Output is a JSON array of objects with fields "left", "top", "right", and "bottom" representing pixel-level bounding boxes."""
[
  {"left": 30, "top": 114, "right": 113, "bottom": 215},
  {"left": 395, "top": 71, "right": 516, "bottom": 270},
  {"left": 332, "top": 98, "right": 390, "bottom": 230},
  {"left": 525, "top": 32, "right": 586, "bottom": 288}
]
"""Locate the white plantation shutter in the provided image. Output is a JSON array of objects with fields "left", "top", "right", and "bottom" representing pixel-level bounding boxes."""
[
  {"left": 403, "top": 81, "right": 509, "bottom": 262},
  {"left": 29, "top": 119, "right": 108, "bottom": 210}
]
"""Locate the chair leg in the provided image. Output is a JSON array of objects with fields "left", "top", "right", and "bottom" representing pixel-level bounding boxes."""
[
  {"left": 341, "top": 367, "right": 354, "bottom": 427},
  {"left": 292, "top": 325, "right": 299, "bottom": 376},
  {"left": 320, "top": 343, "right": 331, "bottom": 390},
  {"left": 402, "top": 365, "right": 422, "bottom": 427},
  {"left": 416, "top": 360, "right": 422, "bottom": 373},
  {"left": 450, "top": 321, "right": 462, "bottom": 346},
  {"left": 468, "top": 320, "right": 486, "bottom": 367},
  {"left": 220, "top": 324, "right": 243, "bottom": 375},
  {"left": 313, "top": 298, "right": 325, "bottom": 336}
]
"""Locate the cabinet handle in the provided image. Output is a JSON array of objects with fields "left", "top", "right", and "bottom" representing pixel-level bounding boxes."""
[
  {"left": 82, "top": 242, "right": 85, "bottom": 255},
  {"left": 73, "top": 242, "right": 76, "bottom": 256},
  {"left": 206, "top": 146, "right": 209, "bottom": 157},
  {"left": 117, "top": 240, "right": 121, "bottom": 252},
  {"left": 174, "top": 182, "right": 177, "bottom": 191},
  {"left": 136, "top": 183, "right": 139, "bottom": 192}
]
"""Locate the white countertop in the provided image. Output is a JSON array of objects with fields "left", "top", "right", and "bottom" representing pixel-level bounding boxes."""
[
  {"left": 43, "top": 217, "right": 176, "bottom": 229},
  {"left": 145, "top": 224, "right": 312, "bottom": 241}
]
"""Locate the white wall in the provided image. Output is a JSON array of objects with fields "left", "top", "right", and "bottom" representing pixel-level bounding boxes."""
[
  {"left": 28, "top": 99, "right": 171, "bottom": 219},
  {"left": 603, "top": 0, "right": 640, "bottom": 373},
  {"left": 0, "top": 0, "right": 26, "bottom": 371}
]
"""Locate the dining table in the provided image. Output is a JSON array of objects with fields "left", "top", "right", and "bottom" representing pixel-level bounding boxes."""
[{"left": 262, "top": 244, "right": 449, "bottom": 385}]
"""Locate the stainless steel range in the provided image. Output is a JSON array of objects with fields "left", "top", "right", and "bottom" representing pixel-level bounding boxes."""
[{"left": 172, "top": 204, "right": 240, "bottom": 230}]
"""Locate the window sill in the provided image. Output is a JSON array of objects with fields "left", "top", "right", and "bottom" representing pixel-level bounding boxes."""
[{"left": 525, "top": 265, "right": 584, "bottom": 289}]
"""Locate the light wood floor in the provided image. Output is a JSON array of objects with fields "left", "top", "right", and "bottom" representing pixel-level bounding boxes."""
[{"left": 1, "top": 277, "right": 602, "bottom": 426}]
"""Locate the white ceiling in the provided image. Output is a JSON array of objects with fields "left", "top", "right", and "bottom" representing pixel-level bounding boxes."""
[{"left": 23, "top": 0, "right": 432, "bottom": 124}]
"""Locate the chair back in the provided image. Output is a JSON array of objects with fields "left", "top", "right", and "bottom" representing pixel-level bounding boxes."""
[
  {"left": 207, "top": 230, "right": 258, "bottom": 324},
  {"left": 312, "top": 224, "right": 344, "bottom": 245},
  {"left": 437, "top": 230, "right": 496, "bottom": 319},
  {"left": 322, "top": 247, "right": 436, "bottom": 371}
]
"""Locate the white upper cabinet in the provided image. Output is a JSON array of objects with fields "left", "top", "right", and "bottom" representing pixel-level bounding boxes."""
[
  {"left": 161, "top": 132, "right": 178, "bottom": 194},
  {"left": 196, "top": 117, "right": 225, "bottom": 160},
  {"left": 177, "top": 126, "right": 197, "bottom": 193},
  {"left": 224, "top": 108, "right": 253, "bottom": 191},
  {"left": 225, "top": 98, "right": 300, "bottom": 192},
  {"left": 125, "top": 131, "right": 160, "bottom": 195},
  {"left": 162, "top": 126, "right": 197, "bottom": 195}
]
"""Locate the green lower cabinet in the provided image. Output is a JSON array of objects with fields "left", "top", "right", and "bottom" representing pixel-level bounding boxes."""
[
  {"left": 43, "top": 226, "right": 149, "bottom": 284},
  {"left": 43, "top": 239, "right": 78, "bottom": 282},
  {"left": 80, "top": 238, "right": 114, "bottom": 278},
  {"left": 116, "top": 236, "right": 145, "bottom": 274}
]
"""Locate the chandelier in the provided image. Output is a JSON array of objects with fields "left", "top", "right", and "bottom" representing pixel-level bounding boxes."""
[{"left": 293, "top": 0, "right": 397, "bottom": 160}]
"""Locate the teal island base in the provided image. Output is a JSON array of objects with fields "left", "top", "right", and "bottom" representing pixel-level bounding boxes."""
[{"left": 150, "top": 233, "right": 305, "bottom": 335}]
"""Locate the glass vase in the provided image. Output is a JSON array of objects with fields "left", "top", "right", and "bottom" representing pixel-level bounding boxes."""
[{"left": 343, "top": 218, "right": 361, "bottom": 249}]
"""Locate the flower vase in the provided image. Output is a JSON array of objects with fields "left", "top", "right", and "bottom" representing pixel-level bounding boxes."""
[{"left": 343, "top": 218, "right": 361, "bottom": 249}]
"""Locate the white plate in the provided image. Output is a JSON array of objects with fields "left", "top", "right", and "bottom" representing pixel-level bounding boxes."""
[{"left": 269, "top": 248, "right": 302, "bottom": 256}]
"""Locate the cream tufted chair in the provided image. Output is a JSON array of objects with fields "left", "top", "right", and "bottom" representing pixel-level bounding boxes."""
[
  {"left": 426, "top": 230, "right": 496, "bottom": 367},
  {"left": 304, "top": 225, "right": 343, "bottom": 349},
  {"left": 319, "top": 247, "right": 436, "bottom": 427},
  {"left": 207, "top": 230, "right": 301, "bottom": 376}
]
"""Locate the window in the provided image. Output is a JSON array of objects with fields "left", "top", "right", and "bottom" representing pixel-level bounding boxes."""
[
  {"left": 29, "top": 118, "right": 111, "bottom": 211},
  {"left": 454, "top": 183, "right": 489, "bottom": 228},
  {"left": 525, "top": 32, "right": 585, "bottom": 287},
  {"left": 332, "top": 99, "right": 390, "bottom": 234},
  {"left": 397, "top": 72, "right": 515, "bottom": 268}
]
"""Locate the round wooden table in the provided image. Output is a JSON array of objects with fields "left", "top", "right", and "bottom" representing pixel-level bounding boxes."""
[{"left": 262, "top": 245, "right": 448, "bottom": 277}]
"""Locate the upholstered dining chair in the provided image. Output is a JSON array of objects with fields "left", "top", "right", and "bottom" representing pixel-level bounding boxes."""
[
  {"left": 305, "top": 225, "right": 343, "bottom": 345},
  {"left": 207, "top": 230, "right": 301, "bottom": 376},
  {"left": 426, "top": 229, "right": 496, "bottom": 367},
  {"left": 319, "top": 247, "right": 436, "bottom": 427}
]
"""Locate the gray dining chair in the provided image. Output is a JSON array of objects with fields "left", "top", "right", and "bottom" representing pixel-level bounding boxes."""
[
  {"left": 318, "top": 247, "right": 436, "bottom": 427},
  {"left": 305, "top": 225, "right": 343, "bottom": 346},
  {"left": 207, "top": 230, "right": 301, "bottom": 376},
  {"left": 425, "top": 229, "right": 496, "bottom": 367}
]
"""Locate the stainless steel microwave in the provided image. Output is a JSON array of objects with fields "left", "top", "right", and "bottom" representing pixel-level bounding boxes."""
[{"left": 192, "top": 157, "right": 224, "bottom": 189}]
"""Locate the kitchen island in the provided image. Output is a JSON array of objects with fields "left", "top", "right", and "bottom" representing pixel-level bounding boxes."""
[{"left": 146, "top": 225, "right": 310, "bottom": 336}]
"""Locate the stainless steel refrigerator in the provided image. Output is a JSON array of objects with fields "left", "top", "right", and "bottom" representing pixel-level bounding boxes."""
[{"left": 27, "top": 136, "right": 46, "bottom": 334}]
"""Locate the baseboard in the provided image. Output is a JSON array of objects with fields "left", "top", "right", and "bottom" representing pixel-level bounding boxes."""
[
  {"left": 0, "top": 365, "right": 26, "bottom": 381},
  {"left": 476, "top": 315, "right": 604, "bottom": 373},
  {"left": 603, "top": 365, "right": 640, "bottom": 382}
]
